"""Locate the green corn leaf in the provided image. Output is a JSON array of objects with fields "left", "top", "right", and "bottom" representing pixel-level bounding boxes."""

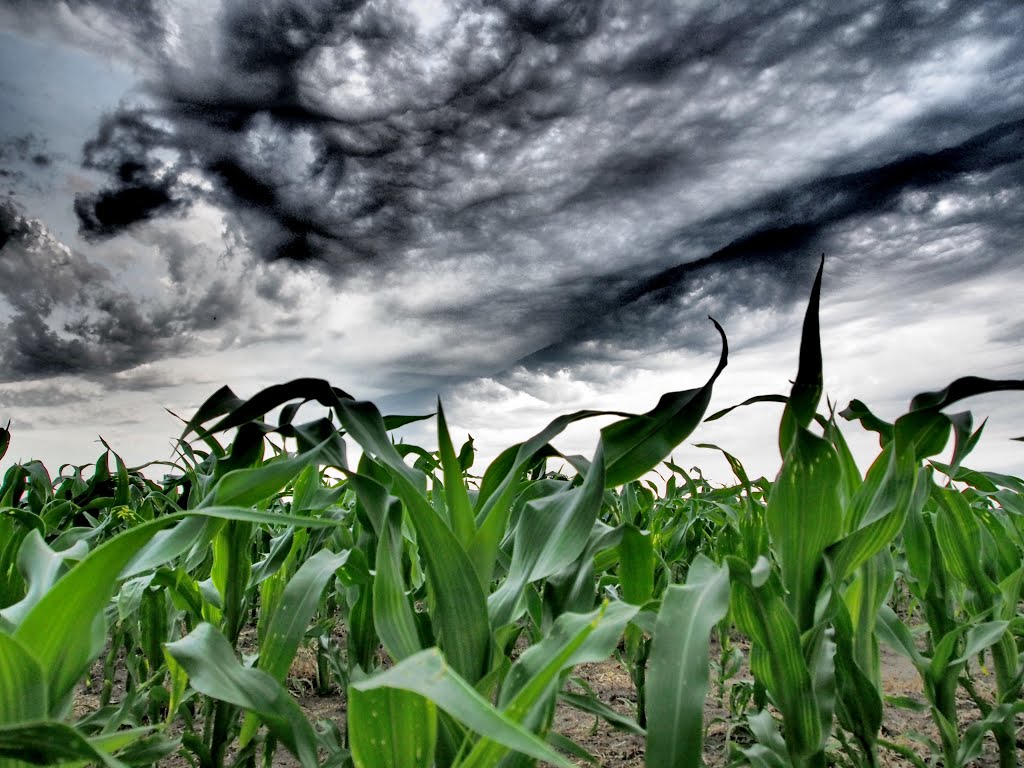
[
  {"left": 831, "top": 595, "right": 883, "bottom": 755},
  {"left": 894, "top": 410, "right": 951, "bottom": 462},
  {"left": 471, "top": 409, "right": 613, "bottom": 585},
  {"left": 500, "top": 601, "right": 640, "bottom": 708},
  {"left": 645, "top": 555, "right": 730, "bottom": 768},
  {"left": 827, "top": 456, "right": 923, "bottom": 584},
  {"left": 382, "top": 413, "right": 434, "bottom": 431},
  {"left": 703, "top": 394, "right": 788, "bottom": 422},
  {"left": 180, "top": 384, "right": 246, "bottom": 439},
  {"left": 557, "top": 690, "right": 646, "bottom": 736},
  {"left": 122, "top": 507, "right": 340, "bottom": 579},
  {"left": 845, "top": 551, "right": 895, "bottom": 686},
  {"left": 200, "top": 442, "right": 326, "bottom": 508},
  {"left": 347, "top": 464, "right": 391, "bottom": 537},
  {"left": 0, "top": 506, "right": 44, "bottom": 538},
  {"left": 290, "top": 466, "right": 345, "bottom": 515},
  {"left": 489, "top": 444, "right": 606, "bottom": 626},
  {"left": 728, "top": 557, "right": 822, "bottom": 760},
  {"left": 240, "top": 548, "right": 351, "bottom": 745},
  {"left": 120, "top": 517, "right": 210, "bottom": 579},
  {"left": 819, "top": 413, "right": 862, "bottom": 508},
  {"left": 396, "top": 484, "right": 490, "bottom": 682},
  {"left": 458, "top": 435, "right": 475, "bottom": 471},
  {"left": 461, "top": 604, "right": 633, "bottom": 768},
  {"left": 164, "top": 623, "right": 321, "bottom": 768},
  {"left": 779, "top": 255, "right": 825, "bottom": 455},
  {"left": 162, "top": 648, "right": 188, "bottom": 727},
  {"left": 0, "top": 533, "right": 89, "bottom": 628},
  {"left": 13, "top": 521, "right": 169, "bottom": 708},
  {"left": 901, "top": 495, "right": 932, "bottom": 589},
  {"left": 839, "top": 399, "right": 894, "bottom": 446},
  {"left": 437, "top": 401, "right": 476, "bottom": 548},
  {"left": 90, "top": 729, "right": 179, "bottom": 767},
  {"left": 601, "top": 318, "right": 727, "bottom": 489},
  {"left": 332, "top": 398, "right": 491, "bottom": 683},
  {"left": 956, "top": 702, "right": 1024, "bottom": 765},
  {"left": 8, "top": 503, "right": 344, "bottom": 715},
  {"left": 192, "top": 379, "right": 355, "bottom": 438},
  {"left": 908, "top": 376, "right": 1024, "bottom": 413},
  {"left": 349, "top": 686, "right": 436, "bottom": 768},
  {"left": 0, "top": 632, "right": 46, "bottom": 726},
  {"left": 617, "top": 524, "right": 656, "bottom": 605},
  {"left": 350, "top": 649, "right": 576, "bottom": 768},
  {"left": 945, "top": 411, "right": 983, "bottom": 477},
  {"left": 109, "top": 444, "right": 130, "bottom": 508},
  {"left": 933, "top": 486, "right": 996, "bottom": 600},
  {"left": 743, "top": 710, "right": 789, "bottom": 768},
  {"left": 875, "top": 606, "right": 926, "bottom": 671},
  {"left": 373, "top": 505, "right": 423, "bottom": 663},
  {"left": 766, "top": 427, "right": 843, "bottom": 630},
  {"left": 959, "top": 622, "right": 1011, "bottom": 671},
  {"left": 806, "top": 624, "right": 837, "bottom": 753},
  {"left": 0, "top": 721, "right": 126, "bottom": 768},
  {"left": 210, "top": 519, "right": 252, "bottom": 643}
]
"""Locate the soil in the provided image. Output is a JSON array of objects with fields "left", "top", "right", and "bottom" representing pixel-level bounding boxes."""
[{"left": 72, "top": 629, "right": 1017, "bottom": 767}]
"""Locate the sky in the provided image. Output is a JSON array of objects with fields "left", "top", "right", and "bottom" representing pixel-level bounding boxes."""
[{"left": 1, "top": 0, "right": 1023, "bottom": 483}]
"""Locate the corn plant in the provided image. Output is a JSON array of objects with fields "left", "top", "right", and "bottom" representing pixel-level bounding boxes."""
[{"left": 2, "top": 258, "right": 1023, "bottom": 768}]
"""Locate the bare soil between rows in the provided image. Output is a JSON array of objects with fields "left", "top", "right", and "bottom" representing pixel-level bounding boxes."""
[{"left": 73, "top": 632, "right": 1016, "bottom": 767}]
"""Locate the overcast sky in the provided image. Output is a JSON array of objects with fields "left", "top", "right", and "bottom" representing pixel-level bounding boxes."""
[{"left": 1, "top": 0, "right": 1023, "bottom": 482}]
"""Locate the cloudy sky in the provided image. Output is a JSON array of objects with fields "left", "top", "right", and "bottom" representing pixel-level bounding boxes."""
[{"left": 1, "top": 0, "right": 1023, "bottom": 482}]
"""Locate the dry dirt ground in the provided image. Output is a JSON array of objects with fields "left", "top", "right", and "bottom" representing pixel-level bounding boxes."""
[
  {"left": 541, "top": 641, "right": 1011, "bottom": 768},
  {"left": 73, "top": 632, "right": 1017, "bottom": 768}
]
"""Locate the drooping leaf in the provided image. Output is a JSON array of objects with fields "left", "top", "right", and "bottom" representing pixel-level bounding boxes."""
[
  {"left": 601, "top": 318, "right": 727, "bottom": 488},
  {"left": 489, "top": 445, "right": 606, "bottom": 626},
  {"left": 165, "top": 623, "right": 321, "bottom": 768},
  {"left": 350, "top": 649, "right": 576, "bottom": 768},
  {"left": 0, "top": 721, "right": 126, "bottom": 768}
]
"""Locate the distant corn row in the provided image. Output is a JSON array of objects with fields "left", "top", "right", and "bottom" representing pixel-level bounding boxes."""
[{"left": 1, "top": 259, "right": 1023, "bottom": 768}]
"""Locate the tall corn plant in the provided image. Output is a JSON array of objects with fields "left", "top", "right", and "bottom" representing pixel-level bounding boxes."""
[
  {"left": 0, "top": 413, "right": 351, "bottom": 768},
  {"left": 708, "top": 258, "right": 1024, "bottom": 768},
  {"left": 175, "top": 318, "right": 729, "bottom": 767},
  {"left": 859, "top": 405, "right": 1024, "bottom": 768}
]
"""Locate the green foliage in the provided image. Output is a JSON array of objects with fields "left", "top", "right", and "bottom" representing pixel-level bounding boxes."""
[{"left": 0, "top": 259, "right": 1021, "bottom": 768}]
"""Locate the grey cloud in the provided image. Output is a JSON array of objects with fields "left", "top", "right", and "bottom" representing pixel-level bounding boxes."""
[
  {"left": 0, "top": 201, "right": 194, "bottom": 380},
  {"left": 0, "top": 383, "right": 89, "bottom": 408},
  {"left": 515, "top": 118, "right": 1024, "bottom": 370},
  {"left": 392, "top": 113, "right": 1024, "bottom": 375},
  {"left": 66, "top": 0, "right": 1023, "bottom": 262},
  {"left": 5, "top": 0, "right": 1024, "bottom": 391},
  {"left": 0, "top": 135, "right": 59, "bottom": 194},
  {"left": 0, "top": 134, "right": 54, "bottom": 167},
  {"left": 74, "top": 182, "right": 180, "bottom": 238}
]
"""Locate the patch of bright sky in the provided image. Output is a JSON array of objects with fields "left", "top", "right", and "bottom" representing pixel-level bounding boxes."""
[{"left": 0, "top": 30, "right": 137, "bottom": 240}]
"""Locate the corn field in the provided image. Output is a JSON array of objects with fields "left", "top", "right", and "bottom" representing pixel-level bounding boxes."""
[{"left": 1, "top": 260, "right": 1023, "bottom": 768}]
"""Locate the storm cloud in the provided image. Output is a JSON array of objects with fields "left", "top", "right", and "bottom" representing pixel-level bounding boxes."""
[
  {"left": 1, "top": 0, "right": 1023, "bottom": 473},
  {"left": 47, "top": 2, "right": 1024, "bottom": 327}
]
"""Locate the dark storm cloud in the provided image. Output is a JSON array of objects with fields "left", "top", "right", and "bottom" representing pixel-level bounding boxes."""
[
  {"left": 74, "top": 183, "right": 180, "bottom": 237},
  {"left": 519, "top": 117, "right": 1024, "bottom": 370},
  {"left": 0, "top": 200, "right": 261, "bottom": 381},
  {"left": 629, "top": 117, "right": 1024, "bottom": 305},
  {"left": 8, "top": 0, "right": 1024, "bottom": 382}
]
